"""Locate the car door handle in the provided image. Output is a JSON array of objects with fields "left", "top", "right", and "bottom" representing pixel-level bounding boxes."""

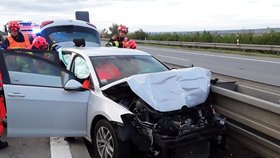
[{"left": 7, "top": 92, "right": 26, "bottom": 97}]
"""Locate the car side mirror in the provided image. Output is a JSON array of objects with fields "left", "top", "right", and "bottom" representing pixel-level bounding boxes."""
[{"left": 64, "top": 79, "right": 84, "bottom": 91}]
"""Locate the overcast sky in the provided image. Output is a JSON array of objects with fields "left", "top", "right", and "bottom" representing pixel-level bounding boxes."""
[{"left": 0, "top": 0, "right": 279, "bottom": 32}]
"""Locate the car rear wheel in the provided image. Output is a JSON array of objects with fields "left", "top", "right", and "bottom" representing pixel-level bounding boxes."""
[{"left": 93, "top": 119, "right": 129, "bottom": 158}]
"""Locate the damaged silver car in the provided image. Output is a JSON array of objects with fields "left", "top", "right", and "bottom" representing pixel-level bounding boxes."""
[{"left": 0, "top": 47, "right": 225, "bottom": 158}]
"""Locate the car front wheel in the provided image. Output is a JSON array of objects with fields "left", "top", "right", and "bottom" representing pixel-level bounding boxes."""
[{"left": 93, "top": 119, "right": 129, "bottom": 158}]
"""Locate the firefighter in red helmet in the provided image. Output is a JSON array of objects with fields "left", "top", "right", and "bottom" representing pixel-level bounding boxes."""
[
  {"left": 116, "top": 25, "right": 128, "bottom": 39},
  {"left": 28, "top": 36, "right": 49, "bottom": 50},
  {"left": 3, "top": 20, "right": 31, "bottom": 49},
  {"left": 106, "top": 24, "right": 137, "bottom": 49}
]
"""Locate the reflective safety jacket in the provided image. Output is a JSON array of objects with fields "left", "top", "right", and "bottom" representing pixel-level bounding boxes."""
[
  {"left": 7, "top": 34, "right": 31, "bottom": 49},
  {"left": 105, "top": 35, "right": 128, "bottom": 48}
]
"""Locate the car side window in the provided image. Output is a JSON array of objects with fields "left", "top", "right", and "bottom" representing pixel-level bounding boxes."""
[{"left": 2, "top": 52, "right": 75, "bottom": 88}]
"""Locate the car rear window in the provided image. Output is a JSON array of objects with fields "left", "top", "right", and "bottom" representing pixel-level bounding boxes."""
[{"left": 40, "top": 25, "right": 101, "bottom": 45}]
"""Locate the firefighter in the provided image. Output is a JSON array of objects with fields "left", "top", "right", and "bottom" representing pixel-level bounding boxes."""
[
  {"left": 106, "top": 25, "right": 137, "bottom": 49},
  {"left": 0, "top": 71, "right": 8, "bottom": 150},
  {"left": 3, "top": 20, "right": 31, "bottom": 49},
  {"left": 28, "top": 36, "right": 49, "bottom": 50},
  {"left": 28, "top": 36, "right": 55, "bottom": 75}
]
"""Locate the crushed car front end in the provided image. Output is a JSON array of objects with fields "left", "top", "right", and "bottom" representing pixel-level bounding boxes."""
[
  {"left": 102, "top": 67, "right": 226, "bottom": 157},
  {"left": 121, "top": 102, "right": 225, "bottom": 156}
]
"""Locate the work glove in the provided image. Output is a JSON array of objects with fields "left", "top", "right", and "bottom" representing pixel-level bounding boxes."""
[{"left": 125, "top": 40, "right": 137, "bottom": 49}]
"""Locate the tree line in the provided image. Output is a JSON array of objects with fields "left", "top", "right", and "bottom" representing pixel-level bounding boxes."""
[{"left": 101, "top": 24, "right": 280, "bottom": 45}]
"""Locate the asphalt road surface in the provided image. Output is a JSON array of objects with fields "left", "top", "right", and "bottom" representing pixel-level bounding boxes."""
[
  {"left": 138, "top": 45, "right": 280, "bottom": 86},
  {"left": 0, "top": 136, "right": 90, "bottom": 158}
]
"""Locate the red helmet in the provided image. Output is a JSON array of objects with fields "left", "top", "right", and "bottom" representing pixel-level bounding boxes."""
[
  {"left": 32, "top": 36, "right": 49, "bottom": 50},
  {"left": 117, "top": 25, "right": 128, "bottom": 34},
  {"left": 8, "top": 21, "right": 20, "bottom": 30},
  {"left": 127, "top": 40, "right": 137, "bottom": 49}
]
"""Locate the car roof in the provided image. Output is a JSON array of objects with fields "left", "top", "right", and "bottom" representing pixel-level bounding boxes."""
[
  {"left": 63, "top": 47, "right": 151, "bottom": 57},
  {"left": 40, "top": 19, "right": 97, "bottom": 30}
]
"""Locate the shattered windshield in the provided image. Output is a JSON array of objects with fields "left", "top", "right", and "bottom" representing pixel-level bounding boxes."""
[{"left": 90, "top": 55, "right": 169, "bottom": 86}]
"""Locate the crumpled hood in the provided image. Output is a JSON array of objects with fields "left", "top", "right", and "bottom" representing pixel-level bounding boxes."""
[{"left": 102, "top": 67, "right": 211, "bottom": 112}]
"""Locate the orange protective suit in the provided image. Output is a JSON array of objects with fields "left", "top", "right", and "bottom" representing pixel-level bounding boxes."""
[
  {"left": 0, "top": 97, "right": 5, "bottom": 136},
  {"left": 0, "top": 72, "right": 6, "bottom": 136}
]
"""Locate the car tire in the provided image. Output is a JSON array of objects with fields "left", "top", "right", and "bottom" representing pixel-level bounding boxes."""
[{"left": 93, "top": 119, "right": 129, "bottom": 158}]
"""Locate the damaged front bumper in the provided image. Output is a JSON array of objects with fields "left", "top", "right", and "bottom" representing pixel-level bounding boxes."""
[
  {"left": 118, "top": 114, "right": 226, "bottom": 157},
  {"left": 153, "top": 124, "right": 225, "bottom": 149}
]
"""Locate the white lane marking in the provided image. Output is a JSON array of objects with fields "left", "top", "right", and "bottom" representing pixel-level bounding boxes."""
[
  {"left": 156, "top": 54, "right": 190, "bottom": 61},
  {"left": 145, "top": 47, "right": 280, "bottom": 64},
  {"left": 50, "top": 137, "right": 72, "bottom": 158}
]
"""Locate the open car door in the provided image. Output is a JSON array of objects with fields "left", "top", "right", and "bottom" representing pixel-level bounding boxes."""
[{"left": 0, "top": 50, "right": 90, "bottom": 137}]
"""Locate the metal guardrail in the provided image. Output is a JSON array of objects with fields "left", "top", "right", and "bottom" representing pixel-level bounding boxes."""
[
  {"left": 211, "top": 82, "right": 280, "bottom": 158},
  {"left": 211, "top": 72, "right": 280, "bottom": 95},
  {"left": 134, "top": 39, "right": 280, "bottom": 54},
  {"left": 212, "top": 83, "right": 280, "bottom": 140},
  {"left": 227, "top": 121, "right": 280, "bottom": 158}
]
